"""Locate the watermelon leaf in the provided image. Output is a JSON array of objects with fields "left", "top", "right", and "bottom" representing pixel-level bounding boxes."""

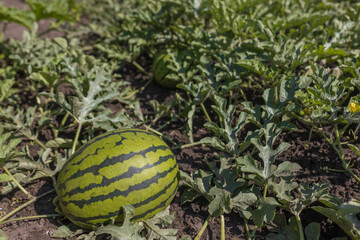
[
  {"left": 0, "top": 68, "right": 17, "bottom": 103},
  {"left": 25, "top": 0, "right": 78, "bottom": 22},
  {"left": 305, "top": 222, "right": 321, "bottom": 240},
  {"left": 201, "top": 95, "right": 250, "bottom": 156},
  {"left": 0, "top": 173, "right": 12, "bottom": 183},
  {"left": 0, "top": 5, "right": 35, "bottom": 30},
  {"left": 0, "top": 128, "right": 22, "bottom": 165},
  {"left": 51, "top": 224, "right": 79, "bottom": 238},
  {"left": 145, "top": 220, "right": 177, "bottom": 240},
  {"left": 177, "top": 82, "right": 214, "bottom": 143},
  {"left": 179, "top": 170, "right": 213, "bottom": 203},
  {"left": 48, "top": 65, "right": 138, "bottom": 132},
  {"left": 45, "top": 138, "right": 72, "bottom": 148},
  {"left": 95, "top": 224, "right": 145, "bottom": 240},
  {"left": 266, "top": 215, "right": 321, "bottom": 240},
  {"left": 313, "top": 199, "right": 360, "bottom": 240},
  {"left": 95, "top": 205, "right": 145, "bottom": 240},
  {"left": 252, "top": 197, "right": 279, "bottom": 228},
  {"left": 237, "top": 122, "right": 292, "bottom": 182},
  {"left": 147, "top": 206, "right": 175, "bottom": 227},
  {"left": 266, "top": 215, "right": 300, "bottom": 240}
]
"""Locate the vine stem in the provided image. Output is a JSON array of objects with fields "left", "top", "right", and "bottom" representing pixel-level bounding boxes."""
[
  {"left": 0, "top": 106, "right": 5, "bottom": 115},
  {"left": 291, "top": 113, "right": 360, "bottom": 184},
  {"left": 132, "top": 61, "right": 150, "bottom": 77},
  {"left": 249, "top": 226, "right": 259, "bottom": 239},
  {"left": 144, "top": 125, "right": 176, "bottom": 146},
  {"left": 239, "top": 87, "right": 248, "bottom": 102},
  {"left": 263, "top": 183, "right": 268, "bottom": 198},
  {"left": 2, "top": 166, "right": 33, "bottom": 199},
  {"left": 0, "top": 214, "right": 60, "bottom": 225},
  {"left": 0, "top": 22, "right": 8, "bottom": 41},
  {"left": 322, "top": 166, "right": 347, "bottom": 173},
  {"left": 37, "top": 21, "right": 63, "bottom": 38},
  {"left": 54, "top": 112, "right": 70, "bottom": 138},
  {"left": 194, "top": 214, "right": 211, "bottom": 240},
  {"left": 220, "top": 214, "right": 225, "bottom": 240},
  {"left": 243, "top": 217, "right": 251, "bottom": 240},
  {"left": 200, "top": 102, "right": 212, "bottom": 123},
  {"left": 290, "top": 112, "right": 345, "bottom": 126},
  {"left": 295, "top": 214, "right": 305, "bottom": 240},
  {"left": 0, "top": 189, "right": 54, "bottom": 224},
  {"left": 71, "top": 121, "right": 83, "bottom": 155},
  {"left": 171, "top": 141, "right": 204, "bottom": 150},
  {"left": 0, "top": 108, "right": 47, "bottom": 150},
  {"left": 334, "top": 125, "right": 360, "bottom": 184},
  {"left": 316, "top": 124, "right": 360, "bottom": 183},
  {"left": 29, "top": 136, "right": 47, "bottom": 150},
  {"left": 155, "top": 119, "right": 174, "bottom": 131},
  {"left": 123, "top": 77, "right": 153, "bottom": 100}
]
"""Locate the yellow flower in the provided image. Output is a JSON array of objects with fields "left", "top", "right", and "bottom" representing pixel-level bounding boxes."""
[{"left": 349, "top": 102, "right": 360, "bottom": 113}]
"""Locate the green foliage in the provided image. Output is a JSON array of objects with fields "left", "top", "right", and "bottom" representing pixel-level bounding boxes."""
[
  {"left": 0, "top": 0, "right": 78, "bottom": 38},
  {"left": 267, "top": 215, "right": 321, "bottom": 240},
  {"left": 0, "top": 4, "right": 35, "bottom": 30},
  {"left": 26, "top": 0, "right": 78, "bottom": 22},
  {"left": 1, "top": 0, "right": 360, "bottom": 239},
  {"left": 200, "top": 95, "right": 250, "bottom": 156},
  {"left": 0, "top": 128, "right": 22, "bottom": 165},
  {"left": 294, "top": 63, "right": 354, "bottom": 123},
  {"left": 237, "top": 122, "right": 299, "bottom": 182},
  {"left": 313, "top": 198, "right": 360, "bottom": 240},
  {"left": 52, "top": 205, "right": 178, "bottom": 240},
  {"left": 180, "top": 157, "right": 257, "bottom": 219},
  {"left": 50, "top": 66, "right": 136, "bottom": 130}
]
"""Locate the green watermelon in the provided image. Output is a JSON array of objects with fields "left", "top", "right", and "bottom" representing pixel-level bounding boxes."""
[
  {"left": 55, "top": 129, "right": 178, "bottom": 230},
  {"left": 152, "top": 48, "right": 191, "bottom": 89}
]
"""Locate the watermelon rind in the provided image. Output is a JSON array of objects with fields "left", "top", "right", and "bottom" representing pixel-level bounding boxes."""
[
  {"left": 56, "top": 128, "right": 179, "bottom": 230},
  {"left": 152, "top": 48, "right": 189, "bottom": 89}
]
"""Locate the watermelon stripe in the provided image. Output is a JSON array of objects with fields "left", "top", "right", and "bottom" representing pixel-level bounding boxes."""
[
  {"left": 152, "top": 52, "right": 165, "bottom": 73},
  {"left": 58, "top": 145, "right": 169, "bottom": 191},
  {"left": 65, "top": 129, "right": 155, "bottom": 166},
  {"left": 62, "top": 145, "right": 106, "bottom": 175},
  {"left": 63, "top": 154, "right": 175, "bottom": 197},
  {"left": 62, "top": 161, "right": 178, "bottom": 209},
  {"left": 61, "top": 168, "right": 178, "bottom": 223},
  {"left": 131, "top": 181, "right": 177, "bottom": 221},
  {"left": 71, "top": 144, "right": 168, "bottom": 169},
  {"left": 132, "top": 172, "right": 177, "bottom": 209}
]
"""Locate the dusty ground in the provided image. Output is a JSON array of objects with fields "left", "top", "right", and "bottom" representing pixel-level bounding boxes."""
[{"left": 0, "top": 1, "right": 359, "bottom": 239}]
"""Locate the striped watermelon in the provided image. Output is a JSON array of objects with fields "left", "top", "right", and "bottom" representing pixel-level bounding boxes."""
[
  {"left": 55, "top": 129, "right": 178, "bottom": 230},
  {"left": 152, "top": 48, "right": 191, "bottom": 89}
]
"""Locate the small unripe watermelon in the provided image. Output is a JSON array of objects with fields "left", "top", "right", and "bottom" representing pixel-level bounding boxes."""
[
  {"left": 55, "top": 129, "right": 178, "bottom": 230},
  {"left": 152, "top": 48, "right": 191, "bottom": 89}
]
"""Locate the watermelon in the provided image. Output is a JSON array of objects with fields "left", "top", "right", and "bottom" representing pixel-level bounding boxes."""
[
  {"left": 152, "top": 48, "right": 191, "bottom": 89},
  {"left": 55, "top": 129, "right": 178, "bottom": 230}
]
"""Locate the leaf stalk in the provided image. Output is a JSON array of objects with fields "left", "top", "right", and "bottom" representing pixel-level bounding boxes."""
[
  {"left": 295, "top": 214, "right": 305, "bottom": 240},
  {"left": 71, "top": 121, "right": 82, "bottom": 155},
  {"left": 194, "top": 214, "right": 211, "bottom": 240},
  {"left": 0, "top": 189, "right": 54, "bottom": 224},
  {"left": 0, "top": 214, "right": 60, "bottom": 225},
  {"left": 2, "top": 166, "right": 34, "bottom": 199},
  {"left": 220, "top": 213, "right": 225, "bottom": 240}
]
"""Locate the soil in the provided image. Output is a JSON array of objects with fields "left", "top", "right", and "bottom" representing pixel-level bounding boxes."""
[{"left": 1, "top": 1, "right": 360, "bottom": 240}]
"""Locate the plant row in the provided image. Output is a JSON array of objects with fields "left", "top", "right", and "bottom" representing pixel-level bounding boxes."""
[{"left": 0, "top": 0, "right": 360, "bottom": 239}]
